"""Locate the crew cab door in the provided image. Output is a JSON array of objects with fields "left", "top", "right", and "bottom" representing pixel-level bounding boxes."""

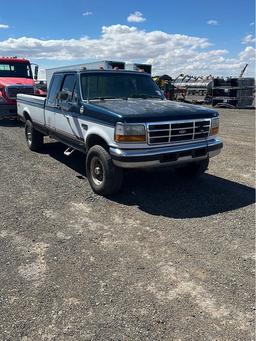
[{"left": 54, "top": 73, "right": 84, "bottom": 146}]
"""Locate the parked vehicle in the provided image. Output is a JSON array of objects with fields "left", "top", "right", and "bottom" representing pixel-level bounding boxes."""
[
  {"left": 0, "top": 56, "right": 38, "bottom": 118},
  {"left": 17, "top": 68, "right": 223, "bottom": 195},
  {"left": 35, "top": 80, "right": 47, "bottom": 97}
]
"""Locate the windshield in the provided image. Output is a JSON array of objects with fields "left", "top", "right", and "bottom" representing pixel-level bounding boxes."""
[
  {"left": 80, "top": 72, "right": 163, "bottom": 100},
  {"left": 0, "top": 62, "right": 32, "bottom": 78}
]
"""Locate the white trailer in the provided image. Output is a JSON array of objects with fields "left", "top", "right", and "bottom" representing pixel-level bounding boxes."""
[
  {"left": 125, "top": 63, "right": 152, "bottom": 74},
  {"left": 46, "top": 60, "right": 125, "bottom": 88}
]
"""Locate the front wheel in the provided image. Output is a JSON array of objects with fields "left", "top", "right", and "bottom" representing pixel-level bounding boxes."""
[
  {"left": 25, "top": 120, "right": 44, "bottom": 151},
  {"left": 86, "top": 145, "right": 123, "bottom": 196},
  {"left": 176, "top": 158, "right": 209, "bottom": 177}
]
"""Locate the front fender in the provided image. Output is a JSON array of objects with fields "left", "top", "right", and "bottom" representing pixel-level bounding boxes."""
[{"left": 84, "top": 124, "right": 115, "bottom": 148}]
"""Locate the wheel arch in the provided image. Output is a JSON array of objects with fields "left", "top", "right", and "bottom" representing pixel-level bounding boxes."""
[
  {"left": 85, "top": 133, "right": 109, "bottom": 152},
  {"left": 23, "top": 110, "right": 32, "bottom": 122}
]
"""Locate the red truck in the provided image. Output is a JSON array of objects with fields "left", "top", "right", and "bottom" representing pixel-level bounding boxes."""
[{"left": 0, "top": 56, "right": 38, "bottom": 119}]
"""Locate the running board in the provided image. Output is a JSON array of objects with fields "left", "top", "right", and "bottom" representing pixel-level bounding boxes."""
[{"left": 64, "top": 147, "right": 75, "bottom": 156}]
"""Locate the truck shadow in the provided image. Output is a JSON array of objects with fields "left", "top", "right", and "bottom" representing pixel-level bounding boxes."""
[
  {"left": 115, "top": 170, "right": 255, "bottom": 218},
  {"left": 0, "top": 118, "right": 22, "bottom": 127},
  {"left": 43, "top": 141, "right": 255, "bottom": 219}
]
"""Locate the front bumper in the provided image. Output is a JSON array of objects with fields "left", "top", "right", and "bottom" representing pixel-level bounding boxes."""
[
  {"left": 0, "top": 104, "right": 17, "bottom": 119},
  {"left": 110, "top": 138, "right": 223, "bottom": 169}
]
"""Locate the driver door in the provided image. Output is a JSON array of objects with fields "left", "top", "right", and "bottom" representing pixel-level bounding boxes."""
[{"left": 55, "top": 73, "right": 83, "bottom": 143}]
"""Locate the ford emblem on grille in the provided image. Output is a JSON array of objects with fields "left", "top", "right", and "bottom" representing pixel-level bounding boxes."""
[{"left": 179, "top": 129, "right": 187, "bottom": 134}]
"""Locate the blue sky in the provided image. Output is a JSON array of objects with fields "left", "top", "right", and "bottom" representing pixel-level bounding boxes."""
[{"left": 0, "top": 0, "right": 255, "bottom": 78}]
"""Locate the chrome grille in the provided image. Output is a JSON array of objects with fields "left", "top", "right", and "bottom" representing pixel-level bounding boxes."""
[
  {"left": 6, "top": 86, "right": 34, "bottom": 99},
  {"left": 148, "top": 119, "right": 211, "bottom": 145}
]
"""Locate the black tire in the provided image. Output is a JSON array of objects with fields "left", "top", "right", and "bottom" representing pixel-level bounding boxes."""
[
  {"left": 25, "top": 120, "right": 44, "bottom": 151},
  {"left": 86, "top": 145, "right": 123, "bottom": 195},
  {"left": 176, "top": 158, "right": 209, "bottom": 177}
]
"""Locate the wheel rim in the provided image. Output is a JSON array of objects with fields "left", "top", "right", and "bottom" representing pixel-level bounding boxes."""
[
  {"left": 90, "top": 156, "right": 104, "bottom": 186},
  {"left": 26, "top": 124, "right": 32, "bottom": 146}
]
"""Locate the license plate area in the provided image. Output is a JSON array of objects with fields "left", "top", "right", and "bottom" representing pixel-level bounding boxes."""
[
  {"left": 160, "top": 147, "right": 207, "bottom": 163},
  {"left": 193, "top": 147, "right": 207, "bottom": 157}
]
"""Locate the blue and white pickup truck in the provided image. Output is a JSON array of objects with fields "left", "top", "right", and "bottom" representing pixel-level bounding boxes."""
[{"left": 17, "top": 69, "right": 223, "bottom": 195}]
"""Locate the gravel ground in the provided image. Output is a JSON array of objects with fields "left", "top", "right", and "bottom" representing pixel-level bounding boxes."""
[{"left": 0, "top": 108, "right": 255, "bottom": 341}]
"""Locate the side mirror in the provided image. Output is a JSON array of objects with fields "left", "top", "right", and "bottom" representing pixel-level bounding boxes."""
[
  {"left": 59, "top": 91, "right": 69, "bottom": 101},
  {"left": 30, "top": 63, "right": 39, "bottom": 80},
  {"left": 34, "top": 65, "right": 39, "bottom": 81}
]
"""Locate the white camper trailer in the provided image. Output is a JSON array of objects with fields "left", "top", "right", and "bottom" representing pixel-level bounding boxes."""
[
  {"left": 46, "top": 60, "right": 125, "bottom": 88},
  {"left": 125, "top": 63, "right": 152, "bottom": 74}
]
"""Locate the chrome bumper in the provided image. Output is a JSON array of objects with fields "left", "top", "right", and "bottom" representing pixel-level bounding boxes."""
[{"left": 110, "top": 138, "right": 223, "bottom": 169}]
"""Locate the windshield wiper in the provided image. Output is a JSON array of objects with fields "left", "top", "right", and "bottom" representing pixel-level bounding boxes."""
[
  {"left": 128, "top": 94, "right": 162, "bottom": 99},
  {"left": 90, "top": 96, "right": 117, "bottom": 100},
  {"left": 90, "top": 96, "right": 128, "bottom": 100}
]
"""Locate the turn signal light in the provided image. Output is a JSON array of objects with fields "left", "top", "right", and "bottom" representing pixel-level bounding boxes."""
[
  {"left": 115, "top": 123, "right": 146, "bottom": 143},
  {"left": 210, "top": 118, "right": 219, "bottom": 136},
  {"left": 115, "top": 135, "right": 146, "bottom": 142},
  {"left": 211, "top": 127, "right": 219, "bottom": 135}
]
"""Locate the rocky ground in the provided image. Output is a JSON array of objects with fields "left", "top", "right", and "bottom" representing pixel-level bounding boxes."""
[{"left": 0, "top": 108, "right": 255, "bottom": 340}]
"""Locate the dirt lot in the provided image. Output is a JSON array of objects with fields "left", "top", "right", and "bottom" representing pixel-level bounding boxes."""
[{"left": 0, "top": 108, "right": 255, "bottom": 340}]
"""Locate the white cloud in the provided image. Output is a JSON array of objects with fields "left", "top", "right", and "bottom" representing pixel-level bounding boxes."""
[
  {"left": 0, "top": 24, "right": 9, "bottom": 29},
  {"left": 241, "top": 34, "right": 255, "bottom": 44},
  {"left": 127, "top": 11, "right": 146, "bottom": 23},
  {"left": 239, "top": 46, "right": 256, "bottom": 61},
  {"left": 0, "top": 24, "right": 254, "bottom": 77},
  {"left": 102, "top": 24, "right": 137, "bottom": 35},
  {"left": 82, "top": 11, "right": 93, "bottom": 16},
  {"left": 207, "top": 20, "right": 218, "bottom": 26},
  {"left": 250, "top": 22, "right": 254, "bottom": 26}
]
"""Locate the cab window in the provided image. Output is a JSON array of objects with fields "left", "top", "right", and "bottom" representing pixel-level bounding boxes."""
[
  {"left": 47, "top": 74, "right": 62, "bottom": 105},
  {"left": 60, "top": 74, "right": 76, "bottom": 102}
]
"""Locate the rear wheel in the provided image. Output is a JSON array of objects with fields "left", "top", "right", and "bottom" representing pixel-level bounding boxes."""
[
  {"left": 176, "top": 158, "right": 209, "bottom": 177},
  {"left": 25, "top": 120, "right": 44, "bottom": 151},
  {"left": 86, "top": 145, "right": 123, "bottom": 195}
]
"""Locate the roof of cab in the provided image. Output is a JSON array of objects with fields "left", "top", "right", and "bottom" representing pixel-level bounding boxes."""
[
  {"left": 0, "top": 56, "right": 30, "bottom": 63},
  {"left": 53, "top": 69, "right": 151, "bottom": 76}
]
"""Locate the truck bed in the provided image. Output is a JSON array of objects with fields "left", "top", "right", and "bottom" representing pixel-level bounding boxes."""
[{"left": 17, "top": 94, "right": 46, "bottom": 125}]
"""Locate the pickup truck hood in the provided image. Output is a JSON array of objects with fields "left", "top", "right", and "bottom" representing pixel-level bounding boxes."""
[
  {"left": 91, "top": 99, "right": 218, "bottom": 123},
  {"left": 0, "top": 77, "right": 34, "bottom": 87}
]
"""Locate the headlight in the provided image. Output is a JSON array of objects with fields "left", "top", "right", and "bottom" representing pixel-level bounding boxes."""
[
  {"left": 210, "top": 117, "right": 219, "bottom": 135},
  {"left": 115, "top": 123, "right": 146, "bottom": 143}
]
